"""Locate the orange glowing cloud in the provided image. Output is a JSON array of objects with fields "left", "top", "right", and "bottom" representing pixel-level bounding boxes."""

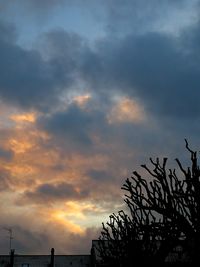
[
  {"left": 9, "top": 138, "right": 34, "bottom": 154},
  {"left": 10, "top": 112, "right": 36, "bottom": 123},
  {"left": 0, "top": 102, "right": 132, "bottom": 254},
  {"left": 49, "top": 200, "right": 112, "bottom": 233},
  {"left": 50, "top": 210, "right": 85, "bottom": 234},
  {"left": 72, "top": 94, "right": 91, "bottom": 107},
  {"left": 108, "top": 97, "right": 146, "bottom": 124}
]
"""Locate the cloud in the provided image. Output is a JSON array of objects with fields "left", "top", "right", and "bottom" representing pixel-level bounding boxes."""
[
  {"left": 2, "top": 9, "right": 199, "bottom": 123},
  {"left": 0, "top": 210, "right": 99, "bottom": 254},
  {"left": 107, "top": 97, "right": 146, "bottom": 124},
  {"left": 0, "top": 147, "right": 13, "bottom": 161},
  {"left": 40, "top": 106, "right": 92, "bottom": 147},
  {"left": 0, "top": 21, "right": 84, "bottom": 111},
  {"left": 38, "top": 103, "right": 107, "bottom": 152},
  {"left": 100, "top": 0, "right": 198, "bottom": 36},
  {"left": 0, "top": 170, "right": 11, "bottom": 191},
  {"left": 87, "top": 169, "right": 112, "bottom": 182},
  {"left": 23, "top": 182, "right": 89, "bottom": 204},
  {"left": 21, "top": 0, "right": 65, "bottom": 9},
  {"left": 0, "top": 20, "right": 16, "bottom": 43},
  {"left": 81, "top": 22, "right": 200, "bottom": 122},
  {"left": 0, "top": 0, "right": 65, "bottom": 17},
  {"left": 11, "top": 226, "right": 51, "bottom": 255}
]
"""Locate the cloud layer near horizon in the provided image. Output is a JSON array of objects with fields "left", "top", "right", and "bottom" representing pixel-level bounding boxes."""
[{"left": 0, "top": 0, "right": 200, "bottom": 255}]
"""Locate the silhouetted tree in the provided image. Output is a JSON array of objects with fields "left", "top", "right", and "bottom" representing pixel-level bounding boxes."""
[{"left": 97, "top": 140, "right": 200, "bottom": 266}]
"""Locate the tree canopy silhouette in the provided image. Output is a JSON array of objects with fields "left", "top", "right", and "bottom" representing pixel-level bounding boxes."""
[{"left": 97, "top": 140, "right": 200, "bottom": 266}]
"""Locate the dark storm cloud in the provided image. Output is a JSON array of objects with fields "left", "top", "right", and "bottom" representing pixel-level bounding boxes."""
[
  {"left": 180, "top": 20, "right": 200, "bottom": 58},
  {"left": 0, "top": 21, "right": 82, "bottom": 111},
  {"left": 1, "top": 9, "right": 200, "bottom": 121},
  {"left": 0, "top": 39, "right": 55, "bottom": 110},
  {"left": 0, "top": 2, "right": 199, "bottom": 150},
  {"left": 0, "top": 20, "right": 16, "bottom": 43},
  {"left": 40, "top": 105, "right": 92, "bottom": 146},
  {"left": 0, "top": 148, "right": 13, "bottom": 161},
  {"left": 39, "top": 104, "right": 107, "bottom": 150},
  {"left": 81, "top": 22, "right": 200, "bottom": 120},
  {"left": 24, "top": 182, "right": 89, "bottom": 203}
]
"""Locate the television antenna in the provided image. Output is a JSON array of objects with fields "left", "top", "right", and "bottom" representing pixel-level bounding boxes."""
[{"left": 3, "top": 227, "right": 14, "bottom": 253}]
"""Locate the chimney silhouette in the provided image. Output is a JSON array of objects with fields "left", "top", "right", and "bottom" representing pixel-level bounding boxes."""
[
  {"left": 50, "top": 248, "right": 55, "bottom": 267},
  {"left": 10, "top": 249, "right": 14, "bottom": 267}
]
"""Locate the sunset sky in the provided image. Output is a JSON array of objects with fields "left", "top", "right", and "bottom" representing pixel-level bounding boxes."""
[{"left": 0, "top": 0, "right": 200, "bottom": 255}]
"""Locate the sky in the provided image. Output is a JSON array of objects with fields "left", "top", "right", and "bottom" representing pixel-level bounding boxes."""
[{"left": 0, "top": 0, "right": 200, "bottom": 255}]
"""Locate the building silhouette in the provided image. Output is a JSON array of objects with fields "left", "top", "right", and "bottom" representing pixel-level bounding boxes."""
[{"left": 0, "top": 240, "right": 191, "bottom": 267}]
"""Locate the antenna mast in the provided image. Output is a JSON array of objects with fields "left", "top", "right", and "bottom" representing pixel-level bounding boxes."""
[{"left": 3, "top": 227, "right": 13, "bottom": 253}]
